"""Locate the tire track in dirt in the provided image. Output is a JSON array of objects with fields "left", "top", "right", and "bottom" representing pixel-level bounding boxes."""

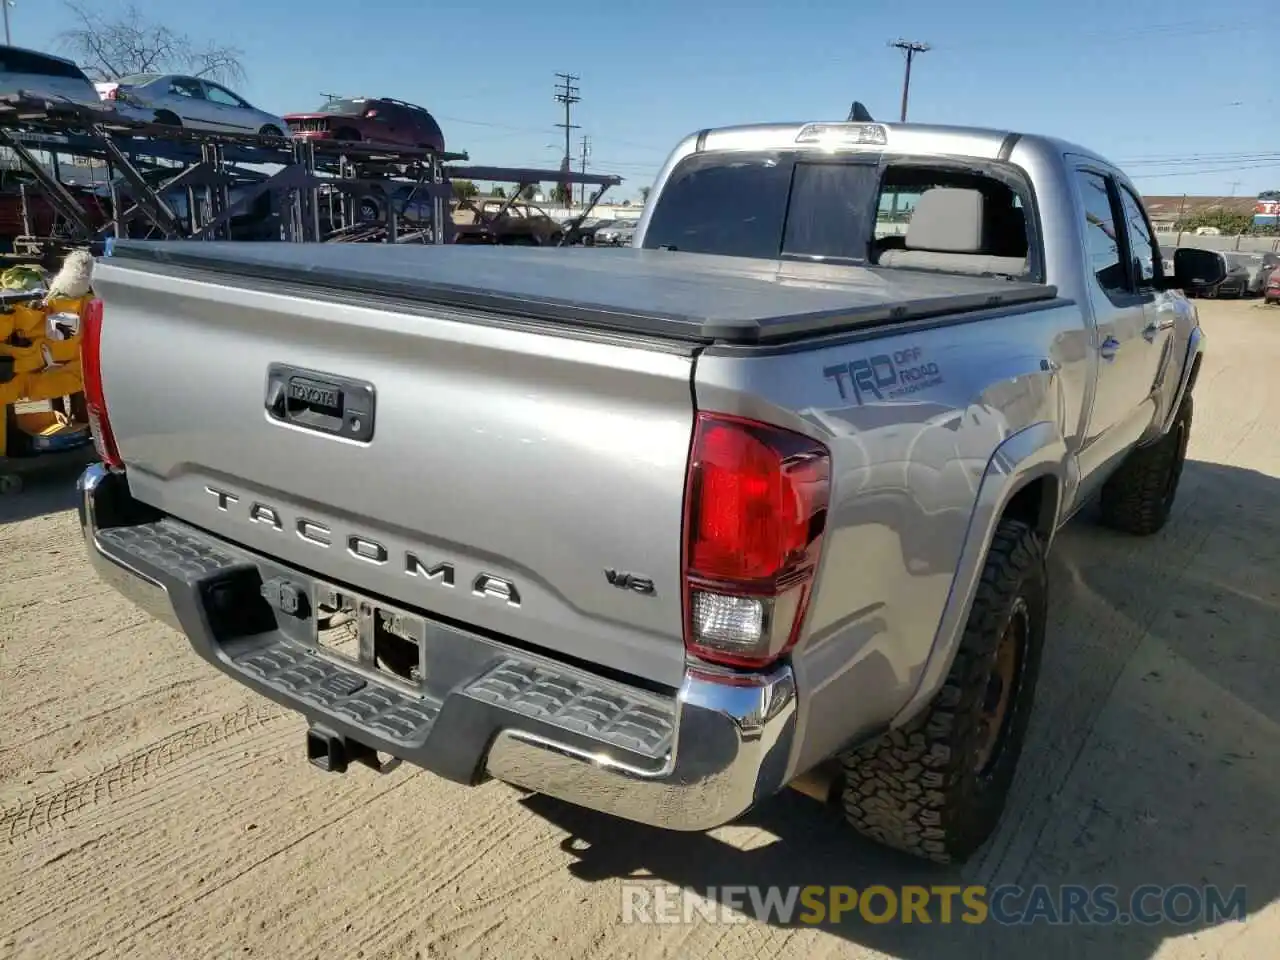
[
  {"left": 0, "top": 702, "right": 288, "bottom": 843},
  {"left": 0, "top": 675, "right": 208, "bottom": 756},
  {"left": 4, "top": 729, "right": 333, "bottom": 953},
  {"left": 25, "top": 769, "right": 518, "bottom": 959},
  {"left": 76, "top": 772, "right": 429, "bottom": 960}
]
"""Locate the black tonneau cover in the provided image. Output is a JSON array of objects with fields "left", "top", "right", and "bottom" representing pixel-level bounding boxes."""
[{"left": 105, "top": 240, "right": 1062, "bottom": 346}]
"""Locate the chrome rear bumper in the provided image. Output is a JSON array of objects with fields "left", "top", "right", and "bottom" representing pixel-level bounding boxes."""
[{"left": 78, "top": 463, "right": 797, "bottom": 831}]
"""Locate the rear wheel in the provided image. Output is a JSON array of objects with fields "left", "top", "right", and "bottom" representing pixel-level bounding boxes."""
[
  {"left": 333, "top": 127, "right": 361, "bottom": 142},
  {"left": 1099, "top": 396, "right": 1192, "bottom": 536},
  {"left": 840, "top": 518, "right": 1048, "bottom": 863},
  {"left": 259, "top": 124, "right": 283, "bottom": 137},
  {"left": 154, "top": 110, "right": 181, "bottom": 127}
]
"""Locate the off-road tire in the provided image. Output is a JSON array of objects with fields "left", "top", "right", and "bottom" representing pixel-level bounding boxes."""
[
  {"left": 1099, "top": 395, "right": 1192, "bottom": 536},
  {"left": 840, "top": 518, "right": 1048, "bottom": 863}
]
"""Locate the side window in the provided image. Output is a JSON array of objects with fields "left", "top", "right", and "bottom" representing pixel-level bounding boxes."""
[
  {"left": 169, "top": 78, "right": 205, "bottom": 99},
  {"left": 203, "top": 83, "right": 248, "bottom": 108},
  {"left": 1075, "top": 170, "right": 1128, "bottom": 299},
  {"left": 1118, "top": 186, "right": 1159, "bottom": 286}
]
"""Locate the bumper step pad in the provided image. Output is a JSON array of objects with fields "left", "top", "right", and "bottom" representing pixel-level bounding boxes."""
[
  {"left": 467, "top": 661, "right": 674, "bottom": 758},
  {"left": 235, "top": 641, "right": 442, "bottom": 744}
]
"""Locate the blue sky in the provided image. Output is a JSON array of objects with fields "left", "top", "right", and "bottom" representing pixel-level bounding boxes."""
[{"left": 14, "top": 0, "right": 1278, "bottom": 201}]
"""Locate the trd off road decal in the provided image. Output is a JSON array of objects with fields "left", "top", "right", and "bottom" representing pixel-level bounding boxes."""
[{"left": 823, "top": 346, "right": 945, "bottom": 404}]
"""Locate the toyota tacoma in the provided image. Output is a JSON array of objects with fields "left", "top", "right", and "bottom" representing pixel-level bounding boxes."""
[{"left": 76, "top": 119, "right": 1222, "bottom": 863}]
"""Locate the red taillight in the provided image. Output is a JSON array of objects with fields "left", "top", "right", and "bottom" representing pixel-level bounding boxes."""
[
  {"left": 80, "top": 298, "right": 123, "bottom": 469},
  {"left": 682, "top": 413, "right": 830, "bottom": 668}
]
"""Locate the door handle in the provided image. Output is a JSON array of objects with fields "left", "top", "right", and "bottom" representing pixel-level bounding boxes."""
[
  {"left": 1143, "top": 317, "right": 1176, "bottom": 342},
  {"left": 1099, "top": 336, "right": 1120, "bottom": 360}
]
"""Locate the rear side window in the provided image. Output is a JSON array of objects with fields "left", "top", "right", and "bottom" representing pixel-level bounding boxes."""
[
  {"left": 1075, "top": 170, "right": 1128, "bottom": 299},
  {"left": 0, "top": 50, "right": 88, "bottom": 80},
  {"left": 1117, "top": 185, "right": 1159, "bottom": 286},
  {"left": 641, "top": 153, "right": 793, "bottom": 258}
]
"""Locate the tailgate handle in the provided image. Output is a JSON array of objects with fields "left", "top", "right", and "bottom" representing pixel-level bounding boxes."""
[{"left": 266, "top": 363, "right": 376, "bottom": 442}]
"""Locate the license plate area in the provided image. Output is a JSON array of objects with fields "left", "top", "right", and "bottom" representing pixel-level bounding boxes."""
[{"left": 313, "top": 582, "right": 426, "bottom": 690}]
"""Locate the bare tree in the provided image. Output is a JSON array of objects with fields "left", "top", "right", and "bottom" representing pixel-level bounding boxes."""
[{"left": 56, "top": 2, "right": 246, "bottom": 86}]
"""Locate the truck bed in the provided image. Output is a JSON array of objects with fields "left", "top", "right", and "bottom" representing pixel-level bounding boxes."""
[{"left": 105, "top": 240, "right": 1060, "bottom": 346}]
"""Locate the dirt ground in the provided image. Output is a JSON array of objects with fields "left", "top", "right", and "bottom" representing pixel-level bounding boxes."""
[{"left": 2, "top": 298, "right": 1278, "bottom": 960}]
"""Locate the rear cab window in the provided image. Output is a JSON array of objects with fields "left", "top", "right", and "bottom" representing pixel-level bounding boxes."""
[{"left": 642, "top": 150, "right": 1040, "bottom": 281}]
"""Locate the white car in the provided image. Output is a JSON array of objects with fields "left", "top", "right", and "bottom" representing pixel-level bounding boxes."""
[
  {"left": 0, "top": 45, "right": 105, "bottom": 109},
  {"left": 94, "top": 74, "right": 288, "bottom": 136}
]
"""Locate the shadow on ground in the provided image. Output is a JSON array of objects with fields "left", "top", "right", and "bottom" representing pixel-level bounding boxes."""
[
  {"left": 0, "top": 457, "right": 89, "bottom": 525},
  {"left": 520, "top": 459, "right": 1277, "bottom": 960}
]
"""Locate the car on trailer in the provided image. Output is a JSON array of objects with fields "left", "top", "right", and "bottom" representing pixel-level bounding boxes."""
[
  {"left": 94, "top": 74, "right": 289, "bottom": 136},
  {"left": 0, "top": 45, "right": 103, "bottom": 110},
  {"left": 284, "top": 97, "right": 446, "bottom": 152}
]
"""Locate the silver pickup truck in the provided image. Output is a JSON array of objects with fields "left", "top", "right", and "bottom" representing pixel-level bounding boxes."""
[{"left": 76, "top": 119, "right": 1224, "bottom": 864}]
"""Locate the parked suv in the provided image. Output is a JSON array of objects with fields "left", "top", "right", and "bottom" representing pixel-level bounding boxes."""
[{"left": 284, "top": 97, "right": 446, "bottom": 151}]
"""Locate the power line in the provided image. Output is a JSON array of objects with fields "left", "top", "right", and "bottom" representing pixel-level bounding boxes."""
[
  {"left": 1120, "top": 153, "right": 1280, "bottom": 167},
  {"left": 889, "top": 39, "right": 930, "bottom": 122},
  {"left": 553, "top": 72, "right": 581, "bottom": 199},
  {"left": 1129, "top": 161, "right": 1280, "bottom": 180}
]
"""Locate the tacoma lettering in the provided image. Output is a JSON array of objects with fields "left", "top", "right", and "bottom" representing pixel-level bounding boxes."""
[
  {"left": 406, "top": 554, "right": 455, "bottom": 586},
  {"left": 201, "top": 487, "right": 516, "bottom": 602}
]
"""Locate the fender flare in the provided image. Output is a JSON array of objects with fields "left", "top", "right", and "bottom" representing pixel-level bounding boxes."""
[
  {"left": 887, "top": 420, "right": 1068, "bottom": 729},
  {"left": 1160, "top": 324, "right": 1204, "bottom": 436}
]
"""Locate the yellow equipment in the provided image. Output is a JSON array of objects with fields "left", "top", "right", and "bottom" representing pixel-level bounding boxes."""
[{"left": 1, "top": 293, "right": 92, "bottom": 492}]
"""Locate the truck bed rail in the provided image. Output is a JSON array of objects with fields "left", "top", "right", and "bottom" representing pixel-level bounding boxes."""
[{"left": 105, "top": 239, "right": 1062, "bottom": 346}]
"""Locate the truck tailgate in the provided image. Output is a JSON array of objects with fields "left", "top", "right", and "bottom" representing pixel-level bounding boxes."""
[{"left": 91, "top": 258, "right": 696, "bottom": 689}]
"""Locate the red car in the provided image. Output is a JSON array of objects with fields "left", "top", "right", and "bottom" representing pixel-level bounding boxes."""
[
  {"left": 284, "top": 96, "right": 446, "bottom": 151},
  {"left": 1266, "top": 266, "right": 1280, "bottom": 305}
]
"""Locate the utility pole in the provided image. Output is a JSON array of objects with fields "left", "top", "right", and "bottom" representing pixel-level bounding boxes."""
[
  {"left": 1175, "top": 193, "right": 1187, "bottom": 246},
  {"left": 554, "top": 73, "right": 580, "bottom": 207},
  {"left": 889, "top": 39, "right": 931, "bottom": 122},
  {"left": 3, "top": 1, "right": 14, "bottom": 46},
  {"left": 578, "top": 135, "right": 591, "bottom": 208}
]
